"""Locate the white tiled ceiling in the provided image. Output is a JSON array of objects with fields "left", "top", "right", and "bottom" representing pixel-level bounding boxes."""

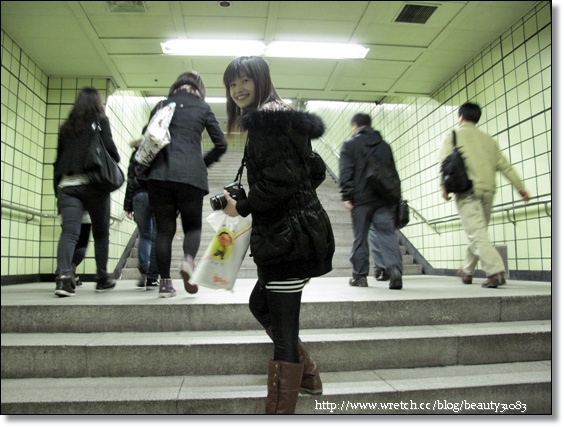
[{"left": 1, "top": 1, "right": 538, "bottom": 101}]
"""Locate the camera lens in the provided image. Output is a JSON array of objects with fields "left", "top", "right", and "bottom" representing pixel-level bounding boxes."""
[{"left": 210, "top": 194, "right": 227, "bottom": 211}]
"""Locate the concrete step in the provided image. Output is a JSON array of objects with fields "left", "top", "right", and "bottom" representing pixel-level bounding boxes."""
[
  {"left": 0, "top": 361, "right": 551, "bottom": 414},
  {"left": 0, "top": 320, "right": 551, "bottom": 379},
  {"left": 2, "top": 279, "right": 550, "bottom": 334}
]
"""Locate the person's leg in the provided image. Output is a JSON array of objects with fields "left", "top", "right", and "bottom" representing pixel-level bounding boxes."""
[
  {"left": 369, "top": 224, "right": 387, "bottom": 280},
  {"left": 264, "top": 288, "right": 304, "bottom": 414},
  {"left": 133, "top": 191, "right": 153, "bottom": 287},
  {"left": 371, "top": 205, "right": 403, "bottom": 289},
  {"left": 456, "top": 191, "right": 505, "bottom": 277},
  {"left": 175, "top": 183, "right": 205, "bottom": 294},
  {"left": 71, "top": 218, "right": 91, "bottom": 288},
  {"left": 349, "top": 204, "right": 372, "bottom": 285},
  {"left": 55, "top": 187, "right": 84, "bottom": 297},
  {"left": 148, "top": 181, "right": 178, "bottom": 297},
  {"left": 83, "top": 187, "right": 114, "bottom": 291},
  {"left": 146, "top": 212, "right": 159, "bottom": 286}
]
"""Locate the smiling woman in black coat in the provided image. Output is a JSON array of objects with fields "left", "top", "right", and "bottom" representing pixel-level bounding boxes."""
[{"left": 222, "top": 56, "right": 335, "bottom": 414}]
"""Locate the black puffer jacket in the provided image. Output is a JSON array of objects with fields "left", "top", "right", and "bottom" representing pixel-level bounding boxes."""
[{"left": 235, "top": 106, "right": 335, "bottom": 281}]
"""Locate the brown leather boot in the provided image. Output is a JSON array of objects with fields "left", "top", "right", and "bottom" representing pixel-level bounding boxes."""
[
  {"left": 297, "top": 339, "right": 323, "bottom": 394},
  {"left": 265, "top": 327, "right": 323, "bottom": 395},
  {"left": 265, "top": 360, "right": 304, "bottom": 414}
]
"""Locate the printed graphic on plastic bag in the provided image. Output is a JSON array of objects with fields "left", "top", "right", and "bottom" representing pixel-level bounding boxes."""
[{"left": 191, "top": 211, "right": 252, "bottom": 290}]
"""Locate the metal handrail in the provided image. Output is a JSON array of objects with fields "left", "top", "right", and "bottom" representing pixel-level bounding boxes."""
[
  {"left": 428, "top": 194, "right": 551, "bottom": 226},
  {"left": 406, "top": 201, "right": 440, "bottom": 235},
  {"left": 1, "top": 201, "right": 125, "bottom": 225}
]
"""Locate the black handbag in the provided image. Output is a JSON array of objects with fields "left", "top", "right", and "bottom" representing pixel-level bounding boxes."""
[
  {"left": 396, "top": 199, "right": 410, "bottom": 229},
  {"left": 84, "top": 122, "right": 125, "bottom": 192},
  {"left": 440, "top": 130, "right": 473, "bottom": 194},
  {"left": 308, "top": 151, "right": 326, "bottom": 188}
]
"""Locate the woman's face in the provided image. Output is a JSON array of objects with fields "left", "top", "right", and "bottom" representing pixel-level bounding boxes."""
[{"left": 229, "top": 74, "right": 256, "bottom": 110}]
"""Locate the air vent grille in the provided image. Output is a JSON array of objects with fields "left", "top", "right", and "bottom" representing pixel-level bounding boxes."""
[
  {"left": 105, "top": 1, "right": 147, "bottom": 12},
  {"left": 395, "top": 4, "right": 437, "bottom": 24}
]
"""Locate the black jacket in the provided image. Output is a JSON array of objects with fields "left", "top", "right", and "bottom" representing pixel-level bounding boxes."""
[
  {"left": 123, "top": 141, "right": 147, "bottom": 212},
  {"left": 339, "top": 127, "right": 398, "bottom": 207},
  {"left": 144, "top": 91, "right": 227, "bottom": 194},
  {"left": 236, "top": 106, "right": 335, "bottom": 281}
]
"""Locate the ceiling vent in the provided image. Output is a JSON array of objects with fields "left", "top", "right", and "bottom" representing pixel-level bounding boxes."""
[
  {"left": 105, "top": 1, "right": 147, "bottom": 12},
  {"left": 395, "top": 4, "right": 437, "bottom": 24}
]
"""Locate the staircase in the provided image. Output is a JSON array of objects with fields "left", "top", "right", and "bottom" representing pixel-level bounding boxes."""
[
  {"left": 120, "top": 149, "right": 423, "bottom": 281},
  {"left": 0, "top": 278, "right": 552, "bottom": 414}
]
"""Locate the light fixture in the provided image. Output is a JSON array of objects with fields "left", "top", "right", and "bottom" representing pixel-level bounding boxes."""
[
  {"left": 161, "top": 39, "right": 369, "bottom": 59},
  {"left": 161, "top": 39, "right": 265, "bottom": 57},
  {"left": 266, "top": 41, "right": 369, "bottom": 59}
]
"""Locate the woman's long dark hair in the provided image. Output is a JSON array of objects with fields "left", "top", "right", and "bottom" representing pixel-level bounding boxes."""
[
  {"left": 223, "top": 56, "right": 284, "bottom": 134},
  {"left": 59, "top": 87, "right": 106, "bottom": 137}
]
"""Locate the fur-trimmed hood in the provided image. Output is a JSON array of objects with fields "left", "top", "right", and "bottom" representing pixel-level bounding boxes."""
[{"left": 239, "top": 108, "right": 325, "bottom": 140}]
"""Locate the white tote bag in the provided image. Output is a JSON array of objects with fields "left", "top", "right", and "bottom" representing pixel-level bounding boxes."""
[
  {"left": 191, "top": 211, "right": 252, "bottom": 291},
  {"left": 135, "top": 102, "right": 176, "bottom": 166}
]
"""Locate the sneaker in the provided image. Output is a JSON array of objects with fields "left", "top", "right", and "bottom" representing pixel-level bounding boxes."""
[
  {"left": 54, "top": 276, "right": 75, "bottom": 297},
  {"left": 146, "top": 278, "right": 159, "bottom": 289},
  {"left": 349, "top": 277, "right": 368, "bottom": 287},
  {"left": 136, "top": 274, "right": 147, "bottom": 289},
  {"left": 457, "top": 269, "right": 473, "bottom": 284},
  {"left": 159, "top": 278, "right": 177, "bottom": 298},
  {"left": 96, "top": 277, "right": 116, "bottom": 293},
  {"left": 389, "top": 268, "right": 403, "bottom": 290},
  {"left": 180, "top": 255, "right": 199, "bottom": 294},
  {"left": 481, "top": 273, "right": 506, "bottom": 288},
  {"left": 376, "top": 271, "right": 390, "bottom": 282}
]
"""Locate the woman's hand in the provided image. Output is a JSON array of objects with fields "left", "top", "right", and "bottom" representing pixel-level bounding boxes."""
[{"left": 222, "top": 190, "right": 239, "bottom": 217}]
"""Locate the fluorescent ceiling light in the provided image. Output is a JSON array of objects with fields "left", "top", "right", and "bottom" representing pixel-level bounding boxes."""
[
  {"left": 161, "top": 39, "right": 265, "bottom": 57},
  {"left": 266, "top": 41, "right": 369, "bottom": 59},
  {"left": 161, "top": 39, "right": 369, "bottom": 59}
]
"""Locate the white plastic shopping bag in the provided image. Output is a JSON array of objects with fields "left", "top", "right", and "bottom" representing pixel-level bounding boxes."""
[
  {"left": 135, "top": 102, "right": 176, "bottom": 166},
  {"left": 191, "top": 211, "right": 252, "bottom": 291}
]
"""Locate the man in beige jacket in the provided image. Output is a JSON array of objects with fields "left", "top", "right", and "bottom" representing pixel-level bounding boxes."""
[{"left": 438, "top": 102, "right": 530, "bottom": 288}]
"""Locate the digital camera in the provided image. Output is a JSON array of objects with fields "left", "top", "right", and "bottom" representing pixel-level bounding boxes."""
[{"left": 210, "top": 182, "right": 246, "bottom": 211}]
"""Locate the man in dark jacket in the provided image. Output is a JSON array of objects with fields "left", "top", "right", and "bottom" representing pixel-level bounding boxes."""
[{"left": 339, "top": 113, "right": 403, "bottom": 289}]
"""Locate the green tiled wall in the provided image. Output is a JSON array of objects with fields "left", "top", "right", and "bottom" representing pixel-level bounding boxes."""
[
  {"left": 1, "top": 29, "right": 152, "bottom": 280},
  {"left": 308, "top": 1, "right": 551, "bottom": 275},
  {"left": 0, "top": 1, "right": 552, "bottom": 282}
]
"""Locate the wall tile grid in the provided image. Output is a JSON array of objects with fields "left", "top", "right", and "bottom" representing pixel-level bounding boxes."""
[
  {"left": 1, "top": 30, "right": 47, "bottom": 277},
  {"left": 308, "top": 1, "right": 551, "bottom": 275}
]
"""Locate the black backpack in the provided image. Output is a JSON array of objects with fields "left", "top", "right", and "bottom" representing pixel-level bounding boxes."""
[
  {"left": 440, "top": 130, "right": 473, "bottom": 194},
  {"left": 365, "top": 143, "right": 401, "bottom": 204}
]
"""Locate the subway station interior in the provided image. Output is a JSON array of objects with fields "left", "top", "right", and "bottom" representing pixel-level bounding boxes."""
[{"left": 0, "top": 1, "right": 553, "bottom": 416}]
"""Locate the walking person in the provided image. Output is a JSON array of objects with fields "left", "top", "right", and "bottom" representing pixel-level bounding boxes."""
[
  {"left": 143, "top": 71, "right": 227, "bottom": 298},
  {"left": 124, "top": 138, "right": 159, "bottom": 290},
  {"left": 53, "top": 87, "right": 120, "bottom": 297},
  {"left": 438, "top": 102, "right": 530, "bottom": 288},
  {"left": 56, "top": 211, "right": 91, "bottom": 289},
  {"left": 221, "top": 56, "right": 335, "bottom": 414},
  {"left": 339, "top": 113, "right": 404, "bottom": 290}
]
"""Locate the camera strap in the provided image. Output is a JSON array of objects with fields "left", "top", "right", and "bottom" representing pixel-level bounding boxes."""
[{"left": 234, "top": 148, "right": 247, "bottom": 186}]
